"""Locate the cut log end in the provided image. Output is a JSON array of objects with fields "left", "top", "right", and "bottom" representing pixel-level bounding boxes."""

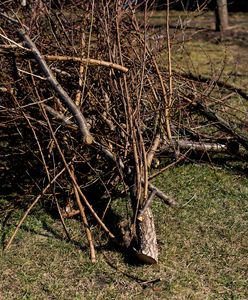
[
  {"left": 84, "top": 135, "right": 94, "bottom": 145},
  {"left": 134, "top": 207, "right": 158, "bottom": 264}
]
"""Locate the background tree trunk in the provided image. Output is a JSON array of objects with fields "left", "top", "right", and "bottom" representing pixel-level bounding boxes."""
[{"left": 215, "top": 0, "right": 229, "bottom": 32}]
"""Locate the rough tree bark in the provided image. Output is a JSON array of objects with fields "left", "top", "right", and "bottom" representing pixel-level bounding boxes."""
[{"left": 215, "top": 0, "right": 229, "bottom": 32}]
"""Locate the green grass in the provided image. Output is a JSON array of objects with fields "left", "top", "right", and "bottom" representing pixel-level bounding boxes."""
[{"left": 1, "top": 163, "right": 247, "bottom": 299}]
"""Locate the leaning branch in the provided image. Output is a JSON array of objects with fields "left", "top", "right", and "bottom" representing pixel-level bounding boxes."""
[
  {"left": 18, "top": 30, "right": 93, "bottom": 145},
  {"left": 194, "top": 101, "right": 248, "bottom": 151}
]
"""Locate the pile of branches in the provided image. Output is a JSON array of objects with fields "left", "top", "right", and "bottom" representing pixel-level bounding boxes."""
[{"left": 1, "top": 0, "right": 247, "bottom": 263}]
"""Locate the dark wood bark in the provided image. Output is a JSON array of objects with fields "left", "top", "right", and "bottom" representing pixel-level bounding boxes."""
[{"left": 215, "top": 0, "right": 229, "bottom": 32}]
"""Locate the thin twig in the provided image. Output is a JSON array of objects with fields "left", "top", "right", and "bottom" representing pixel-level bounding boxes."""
[
  {"left": 72, "top": 170, "right": 96, "bottom": 263},
  {"left": 149, "top": 151, "right": 190, "bottom": 180},
  {"left": 54, "top": 196, "right": 71, "bottom": 241},
  {"left": 166, "top": 0, "right": 173, "bottom": 141},
  {"left": 4, "top": 166, "right": 67, "bottom": 251}
]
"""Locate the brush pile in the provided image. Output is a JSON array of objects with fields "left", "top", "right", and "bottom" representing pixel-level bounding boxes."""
[{"left": 1, "top": 0, "right": 247, "bottom": 263}]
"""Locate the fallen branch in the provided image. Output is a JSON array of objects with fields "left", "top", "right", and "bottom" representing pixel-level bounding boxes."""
[
  {"left": 161, "top": 140, "right": 240, "bottom": 154},
  {"left": 194, "top": 101, "right": 248, "bottom": 151},
  {"left": 178, "top": 72, "right": 248, "bottom": 102},
  {"left": 181, "top": 94, "right": 248, "bottom": 151}
]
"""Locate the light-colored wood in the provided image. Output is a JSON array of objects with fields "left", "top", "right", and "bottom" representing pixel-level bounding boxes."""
[{"left": 134, "top": 207, "right": 158, "bottom": 264}]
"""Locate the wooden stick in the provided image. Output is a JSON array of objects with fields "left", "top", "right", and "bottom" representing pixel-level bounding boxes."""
[
  {"left": 176, "top": 140, "right": 240, "bottom": 153},
  {"left": 146, "top": 134, "right": 160, "bottom": 168},
  {"left": 45, "top": 55, "right": 128, "bottom": 73},
  {"left": 18, "top": 30, "right": 93, "bottom": 145},
  {"left": 54, "top": 197, "right": 72, "bottom": 241},
  {"left": 75, "top": 27, "right": 85, "bottom": 107},
  {"left": 72, "top": 173, "right": 96, "bottom": 263}
]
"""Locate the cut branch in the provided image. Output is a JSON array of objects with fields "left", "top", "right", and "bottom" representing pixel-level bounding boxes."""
[
  {"left": 161, "top": 140, "right": 240, "bottom": 154},
  {"left": 133, "top": 207, "right": 158, "bottom": 264},
  {"left": 45, "top": 55, "right": 128, "bottom": 73},
  {"left": 72, "top": 171, "right": 96, "bottom": 263}
]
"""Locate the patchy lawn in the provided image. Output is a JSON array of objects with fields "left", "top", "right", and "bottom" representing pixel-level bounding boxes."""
[{"left": 1, "top": 162, "right": 248, "bottom": 299}]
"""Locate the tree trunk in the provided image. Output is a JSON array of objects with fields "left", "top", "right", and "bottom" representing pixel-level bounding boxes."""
[{"left": 215, "top": 0, "right": 229, "bottom": 32}]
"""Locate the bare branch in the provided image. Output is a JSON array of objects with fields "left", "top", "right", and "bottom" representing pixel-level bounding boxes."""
[{"left": 18, "top": 30, "right": 93, "bottom": 145}]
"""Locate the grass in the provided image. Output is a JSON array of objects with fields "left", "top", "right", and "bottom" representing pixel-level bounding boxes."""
[
  {"left": 152, "top": 10, "right": 248, "bottom": 92},
  {"left": 172, "top": 39, "right": 248, "bottom": 91},
  {"left": 1, "top": 162, "right": 248, "bottom": 299}
]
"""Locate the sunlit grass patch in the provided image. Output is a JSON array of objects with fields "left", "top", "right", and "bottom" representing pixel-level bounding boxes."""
[{"left": 152, "top": 163, "right": 248, "bottom": 299}]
